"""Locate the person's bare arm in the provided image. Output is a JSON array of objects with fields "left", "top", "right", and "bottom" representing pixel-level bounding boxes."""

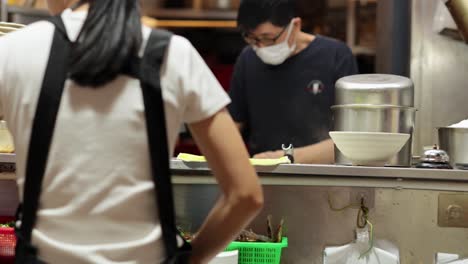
[
  {"left": 294, "top": 139, "right": 335, "bottom": 164},
  {"left": 253, "top": 139, "right": 335, "bottom": 164},
  {"left": 188, "top": 109, "right": 263, "bottom": 264}
]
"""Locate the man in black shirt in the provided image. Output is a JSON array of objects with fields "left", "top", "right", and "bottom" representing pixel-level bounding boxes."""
[{"left": 228, "top": 0, "right": 358, "bottom": 164}]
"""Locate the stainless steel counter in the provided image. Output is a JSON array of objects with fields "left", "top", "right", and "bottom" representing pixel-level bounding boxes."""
[
  {"left": 172, "top": 159, "right": 468, "bottom": 192},
  {"left": 0, "top": 153, "right": 15, "bottom": 164},
  {"left": 171, "top": 159, "right": 468, "bottom": 264},
  {"left": 3, "top": 153, "right": 468, "bottom": 192},
  {"left": 4, "top": 153, "right": 468, "bottom": 185},
  {"left": 172, "top": 159, "right": 468, "bottom": 180},
  {"left": 2, "top": 154, "right": 468, "bottom": 263},
  {"left": 0, "top": 154, "right": 15, "bottom": 180}
]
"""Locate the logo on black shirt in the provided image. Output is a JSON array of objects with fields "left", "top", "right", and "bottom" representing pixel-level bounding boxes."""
[{"left": 306, "top": 80, "right": 325, "bottom": 95}]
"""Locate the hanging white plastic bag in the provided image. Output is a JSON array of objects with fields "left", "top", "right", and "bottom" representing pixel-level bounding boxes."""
[
  {"left": 323, "top": 245, "right": 399, "bottom": 264},
  {"left": 436, "top": 252, "right": 468, "bottom": 264},
  {"left": 323, "top": 227, "right": 399, "bottom": 264}
]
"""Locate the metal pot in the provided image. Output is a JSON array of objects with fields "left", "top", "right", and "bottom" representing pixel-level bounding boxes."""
[
  {"left": 331, "top": 104, "right": 417, "bottom": 166},
  {"left": 335, "top": 74, "right": 414, "bottom": 107},
  {"left": 438, "top": 127, "right": 468, "bottom": 169}
]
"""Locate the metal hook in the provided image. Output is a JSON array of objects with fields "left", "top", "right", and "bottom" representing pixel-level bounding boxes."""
[
  {"left": 327, "top": 193, "right": 374, "bottom": 258},
  {"left": 357, "top": 197, "right": 369, "bottom": 228},
  {"left": 356, "top": 197, "right": 374, "bottom": 259},
  {"left": 281, "top": 144, "right": 294, "bottom": 163}
]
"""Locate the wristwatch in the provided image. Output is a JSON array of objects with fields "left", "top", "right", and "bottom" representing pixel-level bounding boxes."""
[{"left": 281, "top": 144, "right": 294, "bottom": 163}]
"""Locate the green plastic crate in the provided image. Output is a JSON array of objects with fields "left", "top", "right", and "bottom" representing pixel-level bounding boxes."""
[{"left": 225, "top": 237, "right": 288, "bottom": 264}]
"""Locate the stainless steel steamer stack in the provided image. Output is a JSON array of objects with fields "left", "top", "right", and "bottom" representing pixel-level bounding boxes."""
[{"left": 332, "top": 74, "right": 417, "bottom": 167}]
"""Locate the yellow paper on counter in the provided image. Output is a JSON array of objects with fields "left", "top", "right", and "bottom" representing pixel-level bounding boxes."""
[{"left": 176, "top": 153, "right": 291, "bottom": 166}]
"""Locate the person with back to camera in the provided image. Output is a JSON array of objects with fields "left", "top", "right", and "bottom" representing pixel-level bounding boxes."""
[{"left": 0, "top": 0, "right": 264, "bottom": 263}]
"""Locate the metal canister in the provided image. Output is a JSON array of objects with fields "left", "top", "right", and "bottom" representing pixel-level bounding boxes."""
[
  {"left": 438, "top": 127, "right": 468, "bottom": 169},
  {"left": 335, "top": 74, "right": 414, "bottom": 107},
  {"left": 332, "top": 74, "right": 416, "bottom": 167}
]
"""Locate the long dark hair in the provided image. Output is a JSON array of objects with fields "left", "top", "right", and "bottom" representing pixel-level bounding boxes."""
[{"left": 70, "top": 0, "right": 142, "bottom": 87}]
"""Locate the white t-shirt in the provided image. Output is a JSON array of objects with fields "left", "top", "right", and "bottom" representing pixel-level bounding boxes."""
[{"left": 0, "top": 9, "right": 230, "bottom": 263}]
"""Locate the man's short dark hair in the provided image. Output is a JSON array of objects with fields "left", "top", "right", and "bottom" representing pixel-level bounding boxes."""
[{"left": 237, "top": 0, "right": 296, "bottom": 33}]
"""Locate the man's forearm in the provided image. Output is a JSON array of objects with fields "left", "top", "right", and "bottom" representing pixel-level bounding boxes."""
[{"left": 295, "top": 139, "right": 335, "bottom": 164}]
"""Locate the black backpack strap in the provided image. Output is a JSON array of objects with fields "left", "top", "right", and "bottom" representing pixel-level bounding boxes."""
[
  {"left": 49, "top": 15, "right": 67, "bottom": 35},
  {"left": 139, "top": 29, "right": 189, "bottom": 260},
  {"left": 15, "top": 15, "right": 70, "bottom": 262}
]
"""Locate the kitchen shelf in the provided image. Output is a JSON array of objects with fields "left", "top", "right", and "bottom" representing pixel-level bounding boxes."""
[
  {"left": 142, "top": 16, "right": 237, "bottom": 29},
  {"left": 4, "top": 6, "right": 237, "bottom": 29},
  {"left": 5, "top": 5, "right": 48, "bottom": 17},
  {"left": 144, "top": 8, "right": 237, "bottom": 21},
  {"left": 357, "top": 0, "right": 377, "bottom": 4},
  {"left": 346, "top": 0, "right": 377, "bottom": 57},
  {"left": 5, "top": 6, "right": 238, "bottom": 21},
  {"left": 351, "top": 45, "right": 376, "bottom": 55}
]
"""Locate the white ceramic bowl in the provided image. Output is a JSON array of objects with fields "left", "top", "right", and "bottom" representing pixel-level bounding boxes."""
[{"left": 329, "top": 131, "right": 410, "bottom": 166}]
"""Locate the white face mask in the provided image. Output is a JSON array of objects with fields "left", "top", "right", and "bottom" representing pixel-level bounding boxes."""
[{"left": 253, "top": 21, "right": 297, "bottom": 65}]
